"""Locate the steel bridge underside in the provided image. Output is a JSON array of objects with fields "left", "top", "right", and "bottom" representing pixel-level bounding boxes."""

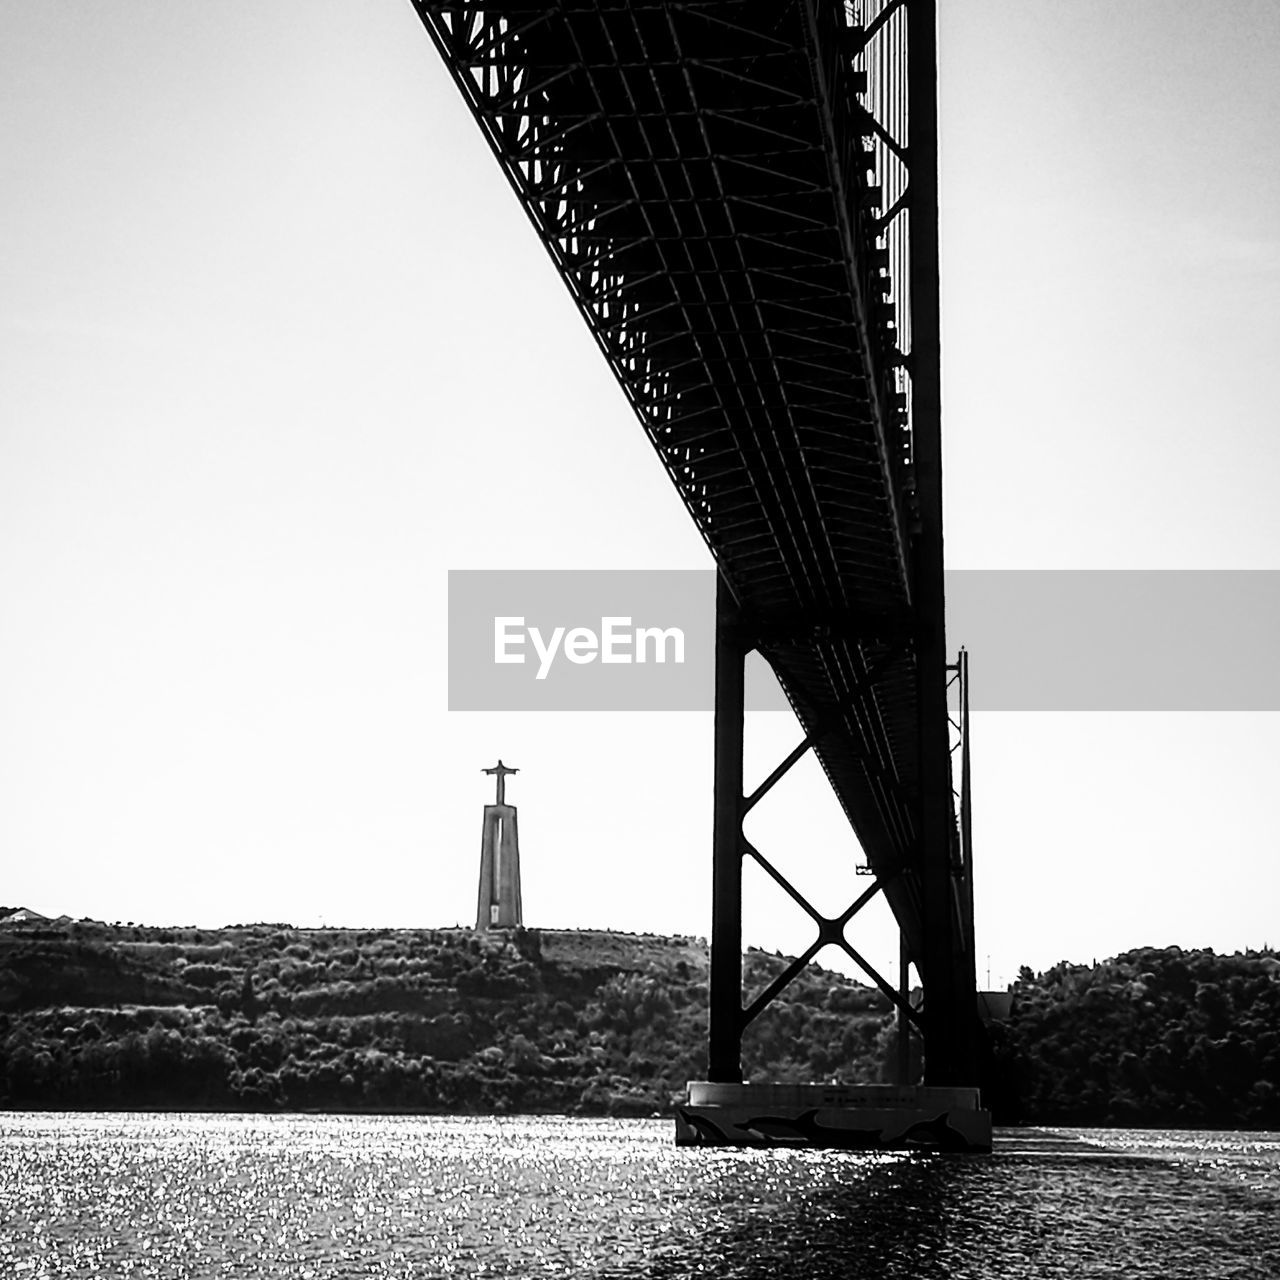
[{"left": 415, "top": 0, "right": 974, "bottom": 1073}]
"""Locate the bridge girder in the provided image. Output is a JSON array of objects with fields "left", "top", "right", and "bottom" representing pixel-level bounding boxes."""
[{"left": 414, "top": 0, "right": 979, "bottom": 1083}]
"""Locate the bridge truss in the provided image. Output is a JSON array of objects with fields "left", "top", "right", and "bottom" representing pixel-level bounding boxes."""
[{"left": 414, "top": 0, "right": 980, "bottom": 1085}]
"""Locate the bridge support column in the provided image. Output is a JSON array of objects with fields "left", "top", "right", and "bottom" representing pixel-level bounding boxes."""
[
  {"left": 908, "top": 0, "right": 980, "bottom": 1087},
  {"left": 708, "top": 572, "right": 745, "bottom": 1083}
]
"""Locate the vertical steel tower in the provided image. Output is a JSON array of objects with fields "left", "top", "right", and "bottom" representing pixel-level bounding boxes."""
[{"left": 416, "top": 0, "right": 984, "bottom": 1143}]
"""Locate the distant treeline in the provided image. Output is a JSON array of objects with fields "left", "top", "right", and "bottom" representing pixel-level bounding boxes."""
[
  {"left": 0, "top": 922, "right": 894, "bottom": 1115},
  {"left": 3, "top": 923, "right": 1275, "bottom": 1127},
  {"left": 987, "top": 946, "right": 1280, "bottom": 1129}
]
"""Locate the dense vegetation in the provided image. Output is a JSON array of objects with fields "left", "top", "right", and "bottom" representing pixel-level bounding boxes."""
[
  {"left": 988, "top": 946, "right": 1280, "bottom": 1129},
  {"left": 0, "top": 919, "right": 895, "bottom": 1115},
  {"left": 5, "top": 918, "right": 1276, "bottom": 1128}
]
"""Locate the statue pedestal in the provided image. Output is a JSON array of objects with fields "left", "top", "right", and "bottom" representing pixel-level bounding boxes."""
[{"left": 476, "top": 802, "right": 522, "bottom": 930}]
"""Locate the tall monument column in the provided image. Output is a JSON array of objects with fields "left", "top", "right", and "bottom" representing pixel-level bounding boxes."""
[{"left": 475, "top": 760, "right": 523, "bottom": 931}]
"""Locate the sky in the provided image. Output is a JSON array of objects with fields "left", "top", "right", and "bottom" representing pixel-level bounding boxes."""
[{"left": 2, "top": 1, "right": 1279, "bottom": 992}]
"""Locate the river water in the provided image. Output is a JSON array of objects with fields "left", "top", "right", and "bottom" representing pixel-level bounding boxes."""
[{"left": 2, "top": 1113, "right": 1278, "bottom": 1278}]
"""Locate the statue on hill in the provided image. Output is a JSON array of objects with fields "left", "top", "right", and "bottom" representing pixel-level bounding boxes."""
[
  {"left": 482, "top": 759, "right": 519, "bottom": 807},
  {"left": 476, "top": 760, "right": 523, "bottom": 931}
]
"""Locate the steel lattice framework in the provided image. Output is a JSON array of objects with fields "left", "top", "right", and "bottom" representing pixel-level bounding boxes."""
[{"left": 414, "top": 0, "right": 978, "bottom": 1083}]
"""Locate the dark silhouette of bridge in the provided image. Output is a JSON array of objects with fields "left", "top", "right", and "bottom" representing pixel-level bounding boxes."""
[{"left": 414, "top": 0, "right": 980, "bottom": 1099}]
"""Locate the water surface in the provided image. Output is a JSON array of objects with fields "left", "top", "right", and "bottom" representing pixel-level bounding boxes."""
[{"left": 2, "top": 1114, "right": 1277, "bottom": 1277}]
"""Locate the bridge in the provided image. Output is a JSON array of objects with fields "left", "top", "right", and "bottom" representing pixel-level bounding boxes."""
[{"left": 414, "top": 0, "right": 983, "bottom": 1138}]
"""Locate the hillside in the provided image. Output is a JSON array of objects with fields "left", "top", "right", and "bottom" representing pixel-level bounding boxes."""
[
  {"left": 0, "top": 919, "right": 896, "bottom": 1114},
  {"left": 987, "top": 945, "right": 1280, "bottom": 1128}
]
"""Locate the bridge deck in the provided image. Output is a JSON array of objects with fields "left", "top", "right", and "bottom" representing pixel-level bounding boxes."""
[{"left": 416, "top": 0, "right": 935, "bottom": 944}]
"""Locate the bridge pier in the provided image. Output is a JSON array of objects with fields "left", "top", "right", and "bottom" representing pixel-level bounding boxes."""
[
  {"left": 907, "top": 0, "right": 981, "bottom": 1090},
  {"left": 708, "top": 573, "right": 745, "bottom": 1084},
  {"left": 690, "top": 573, "right": 989, "bottom": 1150}
]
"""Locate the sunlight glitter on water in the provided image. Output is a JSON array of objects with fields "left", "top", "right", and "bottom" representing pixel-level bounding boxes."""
[
  {"left": 1063, "top": 1125, "right": 1280, "bottom": 1194},
  {"left": 2, "top": 1114, "right": 1278, "bottom": 1279}
]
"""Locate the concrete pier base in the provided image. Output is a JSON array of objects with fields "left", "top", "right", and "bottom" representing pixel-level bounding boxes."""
[{"left": 674, "top": 1081, "right": 991, "bottom": 1152}]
